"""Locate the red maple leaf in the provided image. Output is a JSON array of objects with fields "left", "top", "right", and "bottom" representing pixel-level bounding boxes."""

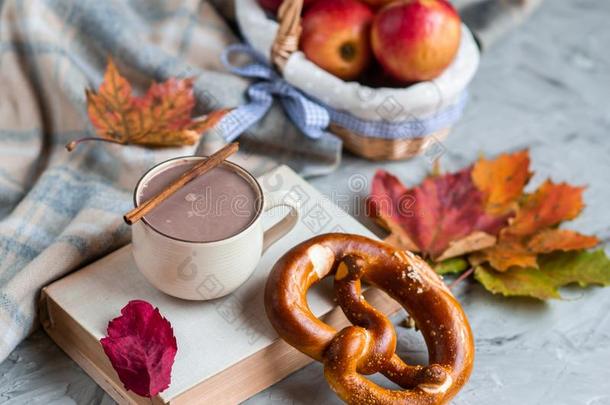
[
  {"left": 368, "top": 168, "right": 508, "bottom": 260},
  {"left": 100, "top": 300, "right": 177, "bottom": 398}
]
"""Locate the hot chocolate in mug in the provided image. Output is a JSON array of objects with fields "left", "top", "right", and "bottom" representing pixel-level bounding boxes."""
[{"left": 131, "top": 156, "right": 300, "bottom": 300}]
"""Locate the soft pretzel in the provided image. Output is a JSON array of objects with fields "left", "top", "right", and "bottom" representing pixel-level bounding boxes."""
[{"left": 265, "top": 233, "right": 474, "bottom": 404}]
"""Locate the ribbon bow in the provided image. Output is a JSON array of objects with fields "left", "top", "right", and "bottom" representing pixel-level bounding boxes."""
[{"left": 218, "top": 44, "right": 331, "bottom": 142}]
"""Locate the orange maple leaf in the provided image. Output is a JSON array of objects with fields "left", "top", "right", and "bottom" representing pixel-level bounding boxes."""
[
  {"left": 67, "top": 59, "right": 229, "bottom": 151},
  {"left": 471, "top": 150, "right": 531, "bottom": 215},
  {"left": 506, "top": 180, "right": 585, "bottom": 236},
  {"left": 480, "top": 180, "right": 598, "bottom": 271},
  {"left": 480, "top": 233, "right": 539, "bottom": 271},
  {"left": 527, "top": 229, "right": 599, "bottom": 254}
]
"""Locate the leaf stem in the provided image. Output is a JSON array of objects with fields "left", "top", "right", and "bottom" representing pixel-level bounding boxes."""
[
  {"left": 65, "top": 137, "right": 124, "bottom": 151},
  {"left": 448, "top": 267, "right": 475, "bottom": 290}
]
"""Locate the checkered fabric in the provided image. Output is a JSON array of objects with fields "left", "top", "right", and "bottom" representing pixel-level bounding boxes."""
[
  {"left": 323, "top": 92, "right": 468, "bottom": 139},
  {"left": 219, "top": 44, "right": 332, "bottom": 141}
]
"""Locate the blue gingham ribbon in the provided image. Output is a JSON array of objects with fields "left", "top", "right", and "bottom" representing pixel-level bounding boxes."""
[
  {"left": 219, "top": 44, "right": 331, "bottom": 141},
  {"left": 218, "top": 43, "right": 468, "bottom": 141}
]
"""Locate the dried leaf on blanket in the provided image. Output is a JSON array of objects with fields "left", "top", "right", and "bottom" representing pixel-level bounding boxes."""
[{"left": 66, "top": 59, "right": 229, "bottom": 151}]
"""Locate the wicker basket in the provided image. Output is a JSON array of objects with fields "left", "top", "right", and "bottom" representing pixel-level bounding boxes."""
[{"left": 237, "top": 0, "right": 478, "bottom": 161}]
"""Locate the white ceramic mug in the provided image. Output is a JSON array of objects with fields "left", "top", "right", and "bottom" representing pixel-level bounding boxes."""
[{"left": 131, "top": 156, "right": 300, "bottom": 300}]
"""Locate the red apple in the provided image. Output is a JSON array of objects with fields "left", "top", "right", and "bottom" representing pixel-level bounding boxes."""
[
  {"left": 371, "top": 0, "right": 461, "bottom": 83},
  {"left": 360, "top": 0, "right": 396, "bottom": 9},
  {"left": 258, "top": 0, "right": 316, "bottom": 14},
  {"left": 300, "top": 0, "right": 374, "bottom": 81}
]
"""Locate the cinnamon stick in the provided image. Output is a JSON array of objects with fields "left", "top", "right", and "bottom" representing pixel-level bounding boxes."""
[{"left": 124, "top": 142, "right": 239, "bottom": 225}]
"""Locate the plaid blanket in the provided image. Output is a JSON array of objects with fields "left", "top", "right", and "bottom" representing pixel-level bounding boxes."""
[{"left": 0, "top": 0, "right": 343, "bottom": 362}]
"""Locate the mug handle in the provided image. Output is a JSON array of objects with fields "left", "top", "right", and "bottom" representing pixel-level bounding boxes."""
[{"left": 262, "top": 190, "right": 301, "bottom": 253}]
